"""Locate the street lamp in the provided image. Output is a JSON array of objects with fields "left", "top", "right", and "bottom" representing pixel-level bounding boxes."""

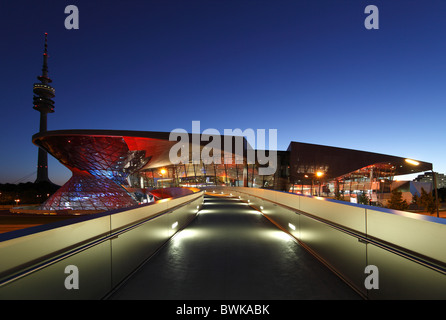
[
  {"left": 160, "top": 168, "right": 167, "bottom": 188},
  {"left": 316, "top": 171, "right": 324, "bottom": 196},
  {"left": 431, "top": 169, "right": 440, "bottom": 218}
]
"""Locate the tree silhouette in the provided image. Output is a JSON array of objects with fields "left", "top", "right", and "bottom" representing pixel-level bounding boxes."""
[
  {"left": 418, "top": 187, "right": 436, "bottom": 215},
  {"left": 387, "top": 189, "right": 409, "bottom": 211}
]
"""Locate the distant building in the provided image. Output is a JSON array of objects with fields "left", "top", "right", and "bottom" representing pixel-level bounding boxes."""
[
  {"left": 391, "top": 180, "right": 433, "bottom": 205},
  {"left": 414, "top": 172, "right": 446, "bottom": 189}
]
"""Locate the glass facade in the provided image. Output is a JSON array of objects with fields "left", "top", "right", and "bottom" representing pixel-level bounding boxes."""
[
  {"left": 129, "top": 162, "right": 280, "bottom": 190},
  {"left": 286, "top": 140, "right": 433, "bottom": 206},
  {"left": 289, "top": 163, "right": 397, "bottom": 205}
]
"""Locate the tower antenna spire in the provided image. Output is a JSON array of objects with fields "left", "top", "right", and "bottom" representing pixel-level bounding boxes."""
[
  {"left": 38, "top": 32, "right": 51, "bottom": 85},
  {"left": 42, "top": 33, "right": 48, "bottom": 77}
]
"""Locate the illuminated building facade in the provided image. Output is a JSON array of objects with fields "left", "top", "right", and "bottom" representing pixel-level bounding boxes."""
[
  {"left": 32, "top": 129, "right": 432, "bottom": 212},
  {"left": 287, "top": 142, "right": 432, "bottom": 204}
]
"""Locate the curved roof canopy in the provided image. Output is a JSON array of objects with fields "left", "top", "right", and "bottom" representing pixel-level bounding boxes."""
[{"left": 287, "top": 141, "right": 432, "bottom": 181}]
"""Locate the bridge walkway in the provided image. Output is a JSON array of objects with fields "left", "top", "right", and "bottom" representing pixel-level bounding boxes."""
[{"left": 108, "top": 195, "right": 361, "bottom": 300}]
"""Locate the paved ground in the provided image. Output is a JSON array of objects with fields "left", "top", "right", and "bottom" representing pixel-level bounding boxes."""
[
  {"left": 108, "top": 195, "right": 361, "bottom": 300},
  {"left": 411, "top": 210, "right": 446, "bottom": 219}
]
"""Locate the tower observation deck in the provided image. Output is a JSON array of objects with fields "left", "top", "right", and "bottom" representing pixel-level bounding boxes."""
[{"left": 33, "top": 33, "right": 55, "bottom": 183}]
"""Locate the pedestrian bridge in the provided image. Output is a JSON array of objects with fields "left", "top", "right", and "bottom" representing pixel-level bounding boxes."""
[{"left": 0, "top": 187, "right": 445, "bottom": 300}]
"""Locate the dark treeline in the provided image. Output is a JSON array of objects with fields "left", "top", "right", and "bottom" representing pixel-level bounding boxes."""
[{"left": 0, "top": 181, "right": 60, "bottom": 205}]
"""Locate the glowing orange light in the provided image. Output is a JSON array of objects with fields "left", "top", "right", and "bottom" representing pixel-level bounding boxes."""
[{"left": 405, "top": 159, "right": 419, "bottom": 166}]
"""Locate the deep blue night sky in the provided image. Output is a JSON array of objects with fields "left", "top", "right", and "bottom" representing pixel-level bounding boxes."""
[{"left": 1, "top": 0, "right": 445, "bottom": 186}]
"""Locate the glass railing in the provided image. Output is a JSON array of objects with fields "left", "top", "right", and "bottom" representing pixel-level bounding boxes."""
[
  {"left": 206, "top": 186, "right": 446, "bottom": 300},
  {"left": 0, "top": 191, "right": 204, "bottom": 299}
]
